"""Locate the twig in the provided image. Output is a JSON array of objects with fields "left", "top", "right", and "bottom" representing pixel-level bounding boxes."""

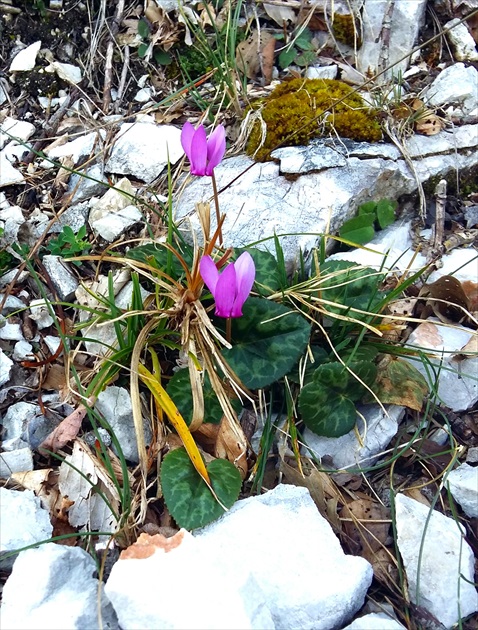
[
  {"left": 114, "top": 44, "right": 130, "bottom": 114},
  {"left": 427, "top": 178, "right": 447, "bottom": 264},
  {"left": 23, "top": 91, "right": 77, "bottom": 164},
  {"left": 102, "top": 0, "right": 125, "bottom": 113}
]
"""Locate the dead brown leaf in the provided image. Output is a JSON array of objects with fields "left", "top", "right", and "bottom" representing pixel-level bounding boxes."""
[
  {"left": 342, "top": 497, "right": 390, "bottom": 555},
  {"left": 195, "top": 415, "right": 248, "bottom": 479},
  {"left": 39, "top": 404, "right": 89, "bottom": 452},
  {"left": 236, "top": 31, "right": 276, "bottom": 82}
]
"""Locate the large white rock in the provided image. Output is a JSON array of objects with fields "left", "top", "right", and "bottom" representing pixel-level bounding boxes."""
[
  {"left": 446, "top": 463, "right": 478, "bottom": 518},
  {"left": 0, "top": 488, "right": 53, "bottom": 569},
  {"left": 445, "top": 19, "right": 478, "bottom": 61},
  {"left": 395, "top": 493, "right": 478, "bottom": 628},
  {"left": 1, "top": 544, "right": 119, "bottom": 629},
  {"left": 357, "top": 0, "right": 427, "bottom": 80},
  {"left": 195, "top": 485, "right": 373, "bottom": 629},
  {"left": 106, "top": 485, "right": 372, "bottom": 629},
  {"left": 105, "top": 529, "right": 273, "bottom": 630},
  {"left": 1, "top": 402, "right": 42, "bottom": 451},
  {"left": 175, "top": 125, "right": 478, "bottom": 265},
  {"left": 303, "top": 404, "right": 405, "bottom": 470},
  {"left": 106, "top": 123, "right": 184, "bottom": 183}
]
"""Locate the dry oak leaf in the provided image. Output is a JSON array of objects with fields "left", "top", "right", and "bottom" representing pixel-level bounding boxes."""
[{"left": 39, "top": 403, "right": 90, "bottom": 452}]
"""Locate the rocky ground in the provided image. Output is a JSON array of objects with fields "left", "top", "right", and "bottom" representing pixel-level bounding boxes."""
[{"left": 1, "top": 0, "right": 478, "bottom": 629}]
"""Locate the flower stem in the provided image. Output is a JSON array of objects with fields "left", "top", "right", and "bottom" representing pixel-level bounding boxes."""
[
  {"left": 226, "top": 317, "right": 231, "bottom": 344},
  {"left": 211, "top": 172, "right": 223, "bottom": 248}
]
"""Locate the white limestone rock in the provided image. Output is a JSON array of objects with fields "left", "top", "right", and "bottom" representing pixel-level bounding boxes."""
[
  {"left": 1, "top": 544, "right": 119, "bottom": 629},
  {"left": 44, "top": 131, "right": 106, "bottom": 165},
  {"left": 195, "top": 485, "right": 373, "bottom": 629},
  {"left": 42, "top": 255, "right": 79, "bottom": 301},
  {"left": 0, "top": 153, "right": 24, "bottom": 187},
  {"left": 12, "top": 340, "right": 34, "bottom": 361},
  {"left": 1, "top": 402, "right": 42, "bottom": 451},
  {"left": 425, "top": 63, "right": 478, "bottom": 117},
  {"left": 395, "top": 493, "right": 478, "bottom": 628},
  {"left": 175, "top": 124, "right": 478, "bottom": 265},
  {"left": 357, "top": 0, "right": 427, "bottom": 80},
  {"left": 95, "top": 386, "right": 152, "bottom": 463},
  {"left": 0, "top": 321, "right": 24, "bottom": 341},
  {"left": 343, "top": 612, "right": 406, "bottom": 629},
  {"left": 29, "top": 298, "right": 54, "bottom": 329},
  {"left": 0, "top": 488, "right": 53, "bottom": 569},
  {"left": 446, "top": 463, "right": 478, "bottom": 518},
  {"left": 105, "top": 529, "right": 272, "bottom": 630},
  {"left": 9, "top": 41, "right": 41, "bottom": 72},
  {"left": 0, "top": 347, "right": 13, "bottom": 386},
  {"left": 445, "top": 19, "right": 478, "bottom": 62},
  {"left": 303, "top": 404, "right": 405, "bottom": 470},
  {"left": 403, "top": 320, "right": 478, "bottom": 412},
  {"left": 0, "top": 117, "right": 36, "bottom": 149},
  {"left": 0, "top": 448, "right": 33, "bottom": 477},
  {"left": 49, "top": 61, "right": 83, "bottom": 84},
  {"left": 106, "top": 122, "right": 184, "bottom": 183},
  {"left": 92, "top": 204, "right": 143, "bottom": 242}
]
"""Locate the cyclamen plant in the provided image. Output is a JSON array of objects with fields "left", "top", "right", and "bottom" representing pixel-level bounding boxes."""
[
  {"left": 181, "top": 121, "right": 226, "bottom": 245},
  {"left": 200, "top": 252, "right": 255, "bottom": 318}
]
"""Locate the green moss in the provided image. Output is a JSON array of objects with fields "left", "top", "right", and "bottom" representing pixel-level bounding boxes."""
[
  {"left": 246, "top": 78, "right": 382, "bottom": 162},
  {"left": 332, "top": 13, "right": 361, "bottom": 47}
]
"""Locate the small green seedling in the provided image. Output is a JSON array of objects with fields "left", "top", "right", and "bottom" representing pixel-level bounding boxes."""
[
  {"left": 339, "top": 199, "right": 397, "bottom": 246},
  {"left": 47, "top": 225, "right": 91, "bottom": 264},
  {"left": 276, "top": 27, "right": 317, "bottom": 69}
]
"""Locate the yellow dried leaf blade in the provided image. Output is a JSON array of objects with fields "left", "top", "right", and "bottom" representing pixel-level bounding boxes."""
[{"left": 138, "top": 364, "right": 211, "bottom": 484}]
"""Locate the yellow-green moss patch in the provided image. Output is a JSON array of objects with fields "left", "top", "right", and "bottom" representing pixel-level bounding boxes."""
[{"left": 246, "top": 78, "right": 382, "bottom": 162}]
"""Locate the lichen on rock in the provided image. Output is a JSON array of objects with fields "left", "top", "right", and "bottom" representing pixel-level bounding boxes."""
[{"left": 245, "top": 78, "right": 382, "bottom": 162}]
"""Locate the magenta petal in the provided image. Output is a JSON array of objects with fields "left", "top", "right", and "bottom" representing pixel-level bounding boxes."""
[
  {"left": 180, "top": 121, "right": 195, "bottom": 159},
  {"left": 205, "top": 125, "right": 226, "bottom": 176},
  {"left": 189, "top": 125, "right": 207, "bottom": 176},
  {"left": 231, "top": 252, "right": 255, "bottom": 317},
  {"left": 214, "top": 263, "right": 237, "bottom": 318},
  {"left": 199, "top": 256, "right": 220, "bottom": 295}
]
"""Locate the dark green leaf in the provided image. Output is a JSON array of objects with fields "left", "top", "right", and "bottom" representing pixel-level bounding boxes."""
[
  {"left": 154, "top": 48, "right": 172, "bottom": 66},
  {"left": 222, "top": 297, "right": 311, "bottom": 389},
  {"left": 138, "top": 42, "right": 148, "bottom": 59},
  {"left": 295, "top": 28, "right": 313, "bottom": 51},
  {"left": 234, "top": 247, "right": 281, "bottom": 296},
  {"left": 167, "top": 369, "right": 240, "bottom": 426},
  {"left": 296, "top": 51, "right": 317, "bottom": 67},
  {"left": 161, "top": 448, "right": 242, "bottom": 530},
  {"left": 317, "top": 260, "right": 386, "bottom": 320},
  {"left": 299, "top": 382, "right": 357, "bottom": 437},
  {"left": 339, "top": 213, "right": 376, "bottom": 245},
  {"left": 137, "top": 18, "right": 150, "bottom": 40},
  {"left": 376, "top": 199, "right": 397, "bottom": 229},
  {"left": 279, "top": 47, "right": 297, "bottom": 69},
  {"left": 358, "top": 201, "right": 377, "bottom": 215}
]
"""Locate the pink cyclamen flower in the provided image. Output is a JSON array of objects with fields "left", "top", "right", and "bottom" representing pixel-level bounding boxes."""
[
  {"left": 181, "top": 121, "right": 226, "bottom": 176},
  {"left": 200, "top": 252, "right": 255, "bottom": 318}
]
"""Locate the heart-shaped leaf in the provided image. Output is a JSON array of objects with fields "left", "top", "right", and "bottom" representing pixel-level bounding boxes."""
[
  {"left": 221, "top": 297, "right": 311, "bottom": 389},
  {"left": 161, "top": 448, "right": 242, "bottom": 530},
  {"left": 298, "top": 360, "right": 377, "bottom": 437},
  {"left": 365, "top": 355, "right": 428, "bottom": 410}
]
